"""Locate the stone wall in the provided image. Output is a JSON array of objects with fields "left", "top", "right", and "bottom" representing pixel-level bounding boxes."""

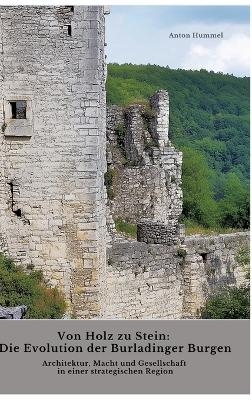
[
  {"left": 183, "top": 232, "right": 249, "bottom": 318},
  {"left": 0, "top": 6, "right": 108, "bottom": 318},
  {"left": 106, "top": 241, "right": 184, "bottom": 319},
  {"left": 105, "top": 232, "right": 249, "bottom": 319},
  {"left": 124, "top": 105, "right": 147, "bottom": 165},
  {"left": 106, "top": 90, "right": 183, "bottom": 242},
  {"left": 149, "top": 90, "right": 169, "bottom": 149},
  {"left": 137, "top": 220, "right": 183, "bottom": 245},
  {"left": 110, "top": 166, "right": 177, "bottom": 223}
]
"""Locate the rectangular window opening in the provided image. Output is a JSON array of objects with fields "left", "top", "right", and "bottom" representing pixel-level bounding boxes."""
[
  {"left": 10, "top": 101, "right": 27, "bottom": 119},
  {"left": 67, "top": 24, "right": 72, "bottom": 36}
]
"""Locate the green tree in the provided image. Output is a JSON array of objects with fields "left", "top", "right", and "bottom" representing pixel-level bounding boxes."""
[
  {"left": 181, "top": 147, "right": 219, "bottom": 227},
  {"left": 219, "top": 173, "right": 249, "bottom": 228},
  {"left": 107, "top": 63, "right": 250, "bottom": 230}
]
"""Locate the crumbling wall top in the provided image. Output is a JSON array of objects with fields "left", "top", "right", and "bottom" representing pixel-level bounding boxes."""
[{"left": 150, "top": 90, "right": 169, "bottom": 149}]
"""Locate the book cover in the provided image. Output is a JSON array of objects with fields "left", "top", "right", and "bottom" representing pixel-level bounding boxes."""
[{"left": 0, "top": 2, "right": 250, "bottom": 396}]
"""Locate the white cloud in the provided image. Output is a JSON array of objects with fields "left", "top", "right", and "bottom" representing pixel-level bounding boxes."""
[
  {"left": 107, "top": 16, "right": 250, "bottom": 76},
  {"left": 182, "top": 30, "right": 250, "bottom": 76},
  {"left": 190, "top": 45, "right": 211, "bottom": 57}
]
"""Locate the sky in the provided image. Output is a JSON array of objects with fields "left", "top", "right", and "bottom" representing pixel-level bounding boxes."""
[{"left": 106, "top": 6, "right": 250, "bottom": 77}]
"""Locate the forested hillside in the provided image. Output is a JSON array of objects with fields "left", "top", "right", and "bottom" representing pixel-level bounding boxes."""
[{"left": 106, "top": 64, "right": 249, "bottom": 230}]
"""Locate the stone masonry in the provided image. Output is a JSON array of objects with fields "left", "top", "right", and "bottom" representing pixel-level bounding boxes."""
[
  {"left": 105, "top": 232, "right": 249, "bottom": 319},
  {"left": 149, "top": 90, "right": 170, "bottom": 149},
  {"left": 0, "top": 6, "right": 108, "bottom": 319},
  {"left": 106, "top": 90, "right": 183, "bottom": 245}
]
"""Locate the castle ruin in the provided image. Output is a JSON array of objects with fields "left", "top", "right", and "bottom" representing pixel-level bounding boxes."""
[
  {"left": 106, "top": 90, "right": 184, "bottom": 245},
  {"left": 105, "top": 91, "right": 249, "bottom": 319},
  {"left": 0, "top": 6, "right": 249, "bottom": 319}
]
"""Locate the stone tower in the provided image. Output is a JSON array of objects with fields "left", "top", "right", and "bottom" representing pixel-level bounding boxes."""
[{"left": 0, "top": 6, "right": 108, "bottom": 318}]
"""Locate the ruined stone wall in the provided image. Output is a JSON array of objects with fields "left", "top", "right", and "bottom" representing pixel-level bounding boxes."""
[
  {"left": 106, "top": 91, "right": 183, "bottom": 237},
  {"left": 149, "top": 90, "right": 169, "bottom": 149},
  {"left": 106, "top": 241, "right": 184, "bottom": 319},
  {"left": 105, "top": 232, "right": 249, "bottom": 319},
  {"left": 182, "top": 232, "right": 249, "bottom": 317},
  {"left": 110, "top": 166, "right": 178, "bottom": 223},
  {"left": 0, "top": 6, "right": 108, "bottom": 318}
]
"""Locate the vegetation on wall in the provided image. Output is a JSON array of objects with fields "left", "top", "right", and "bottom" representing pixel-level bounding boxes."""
[
  {"left": 107, "top": 64, "right": 249, "bottom": 231},
  {"left": 104, "top": 167, "right": 116, "bottom": 200},
  {"left": 114, "top": 123, "right": 127, "bottom": 154},
  {"left": 0, "top": 253, "right": 66, "bottom": 319},
  {"left": 115, "top": 218, "right": 137, "bottom": 238},
  {"left": 235, "top": 246, "right": 250, "bottom": 279},
  {"left": 201, "top": 246, "right": 249, "bottom": 319},
  {"left": 201, "top": 286, "right": 250, "bottom": 319}
]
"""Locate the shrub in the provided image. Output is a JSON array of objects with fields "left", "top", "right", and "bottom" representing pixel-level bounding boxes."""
[
  {"left": 0, "top": 253, "right": 66, "bottom": 319},
  {"left": 201, "top": 285, "right": 250, "bottom": 319}
]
